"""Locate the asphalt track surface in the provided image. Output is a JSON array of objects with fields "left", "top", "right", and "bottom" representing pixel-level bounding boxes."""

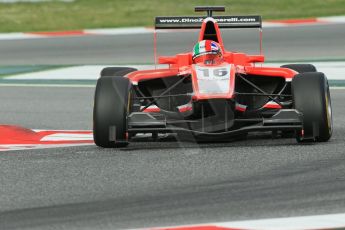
[
  {"left": 0, "top": 23, "right": 345, "bottom": 65},
  {"left": 0, "top": 86, "right": 345, "bottom": 230},
  {"left": 0, "top": 24, "right": 345, "bottom": 229}
]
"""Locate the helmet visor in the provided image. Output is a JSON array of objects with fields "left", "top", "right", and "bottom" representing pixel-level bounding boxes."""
[{"left": 193, "top": 53, "right": 222, "bottom": 65}]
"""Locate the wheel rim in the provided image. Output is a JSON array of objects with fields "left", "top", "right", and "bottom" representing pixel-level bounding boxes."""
[{"left": 325, "top": 88, "right": 333, "bottom": 134}]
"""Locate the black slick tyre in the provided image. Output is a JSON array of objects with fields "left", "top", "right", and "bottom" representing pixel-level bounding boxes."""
[
  {"left": 93, "top": 76, "right": 131, "bottom": 148},
  {"left": 280, "top": 63, "right": 317, "bottom": 139},
  {"left": 101, "top": 67, "right": 137, "bottom": 78},
  {"left": 281, "top": 64, "right": 317, "bottom": 73},
  {"left": 291, "top": 72, "right": 332, "bottom": 142}
]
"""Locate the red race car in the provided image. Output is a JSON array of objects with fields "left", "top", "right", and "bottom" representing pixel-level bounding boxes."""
[{"left": 93, "top": 6, "right": 332, "bottom": 148}]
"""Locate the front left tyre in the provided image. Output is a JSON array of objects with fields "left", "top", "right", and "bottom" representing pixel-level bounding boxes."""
[
  {"left": 291, "top": 72, "right": 333, "bottom": 142},
  {"left": 93, "top": 76, "right": 131, "bottom": 148}
]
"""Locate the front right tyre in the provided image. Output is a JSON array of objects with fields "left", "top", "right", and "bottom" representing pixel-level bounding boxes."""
[{"left": 100, "top": 67, "right": 137, "bottom": 78}]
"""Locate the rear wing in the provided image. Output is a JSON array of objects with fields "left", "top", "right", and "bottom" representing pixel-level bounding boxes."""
[{"left": 155, "top": 16, "right": 262, "bottom": 29}]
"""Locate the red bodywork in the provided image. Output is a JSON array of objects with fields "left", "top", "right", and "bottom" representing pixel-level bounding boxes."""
[{"left": 126, "top": 17, "right": 297, "bottom": 102}]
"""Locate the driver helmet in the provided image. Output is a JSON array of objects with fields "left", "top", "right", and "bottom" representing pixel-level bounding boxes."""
[{"left": 192, "top": 40, "right": 223, "bottom": 65}]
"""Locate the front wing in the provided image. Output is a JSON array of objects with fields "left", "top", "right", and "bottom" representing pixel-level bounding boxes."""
[{"left": 127, "top": 109, "right": 303, "bottom": 141}]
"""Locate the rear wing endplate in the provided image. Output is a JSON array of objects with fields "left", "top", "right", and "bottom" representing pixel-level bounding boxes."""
[{"left": 155, "top": 16, "right": 262, "bottom": 29}]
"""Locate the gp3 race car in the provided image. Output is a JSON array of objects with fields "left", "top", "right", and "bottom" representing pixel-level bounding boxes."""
[{"left": 93, "top": 6, "right": 332, "bottom": 148}]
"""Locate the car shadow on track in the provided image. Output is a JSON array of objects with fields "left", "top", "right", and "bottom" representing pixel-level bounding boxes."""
[{"left": 120, "top": 132, "right": 303, "bottom": 151}]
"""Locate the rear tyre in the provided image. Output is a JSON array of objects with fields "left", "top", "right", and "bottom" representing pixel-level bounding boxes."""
[
  {"left": 281, "top": 64, "right": 317, "bottom": 73},
  {"left": 93, "top": 76, "right": 131, "bottom": 148},
  {"left": 291, "top": 72, "right": 332, "bottom": 143},
  {"left": 100, "top": 67, "right": 137, "bottom": 78}
]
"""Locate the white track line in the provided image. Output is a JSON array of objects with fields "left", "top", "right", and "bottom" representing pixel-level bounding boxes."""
[
  {"left": 3, "top": 65, "right": 162, "bottom": 80},
  {"left": 0, "top": 83, "right": 95, "bottom": 88},
  {"left": 149, "top": 213, "right": 345, "bottom": 230},
  {"left": 3, "top": 62, "right": 344, "bottom": 81},
  {"left": 84, "top": 27, "right": 153, "bottom": 35},
  {"left": 0, "top": 33, "right": 44, "bottom": 40},
  {"left": 214, "top": 213, "right": 345, "bottom": 230},
  {"left": 40, "top": 133, "right": 93, "bottom": 141}
]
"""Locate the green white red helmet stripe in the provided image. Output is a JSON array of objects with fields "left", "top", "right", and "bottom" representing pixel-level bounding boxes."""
[{"left": 193, "top": 40, "right": 221, "bottom": 59}]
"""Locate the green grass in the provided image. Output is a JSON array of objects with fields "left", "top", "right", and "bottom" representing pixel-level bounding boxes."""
[{"left": 0, "top": 0, "right": 345, "bottom": 32}]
